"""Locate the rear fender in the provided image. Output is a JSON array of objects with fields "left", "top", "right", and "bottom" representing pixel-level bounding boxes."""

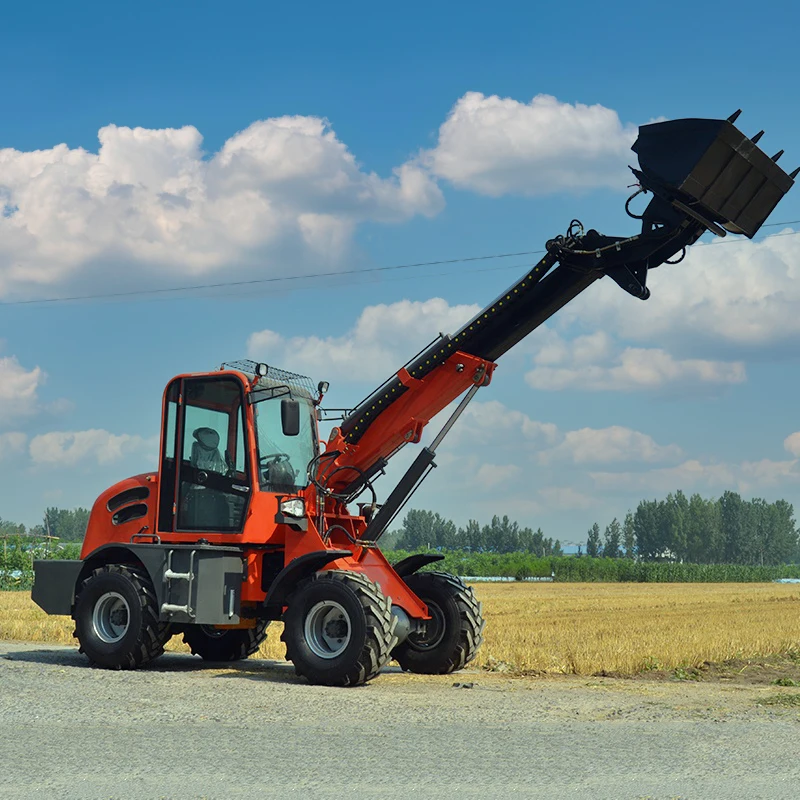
[
  {"left": 31, "top": 545, "right": 150, "bottom": 617},
  {"left": 392, "top": 553, "right": 445, "bottom": 577}
]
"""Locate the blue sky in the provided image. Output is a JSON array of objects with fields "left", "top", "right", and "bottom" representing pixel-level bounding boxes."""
[{"left": 2, "top": 0, "right": 800, "bottom": 545}]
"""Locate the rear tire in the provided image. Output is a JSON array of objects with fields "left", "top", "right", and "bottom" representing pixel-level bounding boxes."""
[
  {"left": 74, "top": 564, "right": 168, "bottom": 670},
  {"left": 392, "top": 571, "right": 485, "bottom": 674},
  {"left": 282, "top": 570, "right": 397, "bottom": 687},
  {"left": 182, "top": 620, "right": 270, "bottom": 662}
]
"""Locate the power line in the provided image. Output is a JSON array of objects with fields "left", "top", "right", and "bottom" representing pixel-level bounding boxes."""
[
  {"left": 0, "top": 249, "right": 545, "bottom": 307},
  {"left": 2, "top": 221, "right": 799, "bottom": 308}
]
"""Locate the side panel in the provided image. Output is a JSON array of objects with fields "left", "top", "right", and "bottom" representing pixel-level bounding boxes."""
[{"left": 32, "top": 560, "right": 83, "bottom": 615}]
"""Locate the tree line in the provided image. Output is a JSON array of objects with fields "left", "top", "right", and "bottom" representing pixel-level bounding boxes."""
[
  {"left": 586, "top": 491, "right": 799, "bottom": 565},
  {"left": 0, "top": 508, "right": 90, "bottom": 543},
  {"left": 383, "top": 509, "right": 563, "bottom": 556}
]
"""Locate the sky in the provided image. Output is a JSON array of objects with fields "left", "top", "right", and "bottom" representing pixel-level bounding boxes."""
[{"left": 2, "top": 0, "right": 800, "bottom": 546}]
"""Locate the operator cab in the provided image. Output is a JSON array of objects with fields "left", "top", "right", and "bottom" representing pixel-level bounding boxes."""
[{"left": 156, "top": 361, "right": 320, "bottom": 535}]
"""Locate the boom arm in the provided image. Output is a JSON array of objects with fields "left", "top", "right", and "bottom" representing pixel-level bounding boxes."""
[{"left": 320, "top": 112, "right": 796, "bottom": 506}]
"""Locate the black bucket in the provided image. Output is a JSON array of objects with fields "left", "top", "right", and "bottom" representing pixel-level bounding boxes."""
[{"left": 633, "top": 117, "right": 795, "bottom": 238}]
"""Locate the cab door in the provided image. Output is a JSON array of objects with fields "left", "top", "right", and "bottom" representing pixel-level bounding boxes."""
[{"left": 157, "top": 376, "right": 252, "bottom": 534}]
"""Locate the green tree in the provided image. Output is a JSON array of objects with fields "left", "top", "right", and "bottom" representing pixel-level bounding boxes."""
[
  {"left": 397, "top": 510, "right": 456, "bottom": 550},
  {"left": 623, "top": 511, "right": 635, "bottom": 559},
  {"left": 43, "top": 507, "right": 90, "bottom": 543},
  {"left": 458, "top": 520, "right": 483, "bottom": 552},
  {"left": 719, "top": 491, "right": 746, "bottom": 564},
  {"left": 634, "top": 500, "right": 659, "bottom": 560},
  {"left": 586, "top": 522, "right": 601, "bottom": 557},
  {"left": 685, "top": 493, "right": 721, "bottom": 563},
  {"left": 603, "top": 518, "right": 622, "bottom": 559}
]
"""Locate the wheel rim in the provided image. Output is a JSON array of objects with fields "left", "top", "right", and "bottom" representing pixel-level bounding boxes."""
[
  {"left": 92, "top": 592, "right": 130, "bottom": 644},
  {"left": 406, "top": 600, "right": 446, "bottom": 651},
  {"left": 304, "top": 600, "right": 351, "bottom": 659}
]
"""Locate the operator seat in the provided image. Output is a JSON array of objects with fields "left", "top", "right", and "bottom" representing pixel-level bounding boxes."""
[
  {"left": 190, "top": 427, "right": 227, "bottom": 474},
  {"left": 181, "top": 427, "right": 231, "bottom": 530}
]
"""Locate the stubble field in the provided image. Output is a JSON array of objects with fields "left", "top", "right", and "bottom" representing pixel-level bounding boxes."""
[{"left": 2, "top": 581, "right": 800, "bottom": 675}]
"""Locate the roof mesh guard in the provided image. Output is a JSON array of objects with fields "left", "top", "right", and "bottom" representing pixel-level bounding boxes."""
[{"left": 221, "top": 359, "right": 316, "bottom": 397}]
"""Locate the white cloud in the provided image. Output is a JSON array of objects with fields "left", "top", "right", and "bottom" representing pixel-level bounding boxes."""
[
  {"left": 29, "top": 429, "right": 155, "bottom": 467},
  {"left": 590, "top": 457, "right": 800, "bottom": 495},
  {"left": 559, "top": 229, "right": 800, "bottom": 350},
  {"left": 248, "top": 297, "right": 480, "bottom": 382},
  {"left": 449, "top": 400, "right": 560, "bottom": 449},
  {"left": 540, "top": 426, "right": 683, "bottom": 465},
  {"left": 444, "top": 401, "right": 679, "bottom": 470},
  {"left": 784, "top": 432, "right": 800, "bottom": 457},
  {"left": 536, "top": 486, "right": 594, "bottom": 511},
  {"left": 421, "top": 92, "right": 636, "bottom": 196},
  {"left": 475, "top": 462, "right": 521, "bottom": 488},
  {"left": 0, "top": 432, "right": 27, "bottom": 461},
  {"left": 0, "top": 117, "right": 443, "bottom": 297},
  {"left": 525, "top": 329, "right": 745, "bottom": 392},
  {"left": 0, "top": 355, "right": 44, "bottom": 424}
]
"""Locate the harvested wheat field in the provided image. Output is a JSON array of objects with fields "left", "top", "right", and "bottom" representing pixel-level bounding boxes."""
[{"left": 2, "top": 582, "right": 800, "bottom": 675}]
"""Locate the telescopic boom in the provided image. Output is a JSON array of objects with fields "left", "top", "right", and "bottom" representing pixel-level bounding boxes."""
[{"left": 320, "top": 112, "right": 796, "bottom": 528}]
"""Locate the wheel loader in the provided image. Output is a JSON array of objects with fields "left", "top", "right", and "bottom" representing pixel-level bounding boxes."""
[{"left": 32, "top": 112, "right": 796, "bottom": 686}]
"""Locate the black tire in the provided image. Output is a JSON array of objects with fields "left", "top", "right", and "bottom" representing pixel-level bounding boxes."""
[
  {"left": 182, "top": 620, "right": 270, "bottom": 662},
  {"left": 392, "top": 571, "right": 485, "bottom": 674},
  {"left": 73, "top": 564, "right": 169, "bottom": 670},
  {"left": 281, "top": 570, "right": 397, "bottom": 687}
]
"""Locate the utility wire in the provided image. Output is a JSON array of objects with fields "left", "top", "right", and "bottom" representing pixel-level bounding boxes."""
[
  {"left": 0, "top": 249, "right": 544, "bottom": 307},
  {"left": 2, "top": 221, "right": 799, "bottom": 308}
]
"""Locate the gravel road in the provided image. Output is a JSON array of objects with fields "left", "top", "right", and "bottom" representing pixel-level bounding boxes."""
[{"left": 1, "top": 641, "right": 799, "bottom": 800}]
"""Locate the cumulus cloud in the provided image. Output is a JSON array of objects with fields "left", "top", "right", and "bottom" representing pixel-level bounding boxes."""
[
  {"left": 421, "top": 92, "right": 637, "bottom": 196},
  {"left": 248, "top": 297, "right": 480, "bottom": 382},
  {"left": 450, "top": 400, "right": 559, "bottom": 449},
  {"left": 0, "top": 116, "right": 444, "bottom": 297},
  {"left": 421, "top": 400, "right": 678, "bottom": 520},
  {"left": 784, "top": 432, "right": 800, "bottom": 457},
  {"left": 525, "top": 329, "right": 745, "bottom": 392},
  {"left": 590, "top": 457, "right": 800, "bottom": 495},
  {"left": 536, "top": 486, "right": 595, "bottom": 511},
  {"left": 539, "top": 426, "right": 683, "bottom": 465},
  {"left": 445, "top": 400, "right": 678, "bottom": 468},
  {"left": 0, "top": 355, "right": 44, "bottom": 424},
  {"left": 0, "top": 432, "right": 27, "bottom": 461},
  {"left": 29, "top": 429, "right": 155, "bottom": 467},
  {"left": 559, "top": 229, "right": 800, "bottom": 351}
]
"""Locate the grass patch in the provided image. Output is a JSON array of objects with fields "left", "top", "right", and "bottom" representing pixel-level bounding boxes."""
[{"left": 757, "top": 693, "right": 800, "bottom": 707}]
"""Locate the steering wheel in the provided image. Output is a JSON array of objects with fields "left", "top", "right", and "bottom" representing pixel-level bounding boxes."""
[{"left": 260, "top": 453, "right": 290, "bottom": 463}]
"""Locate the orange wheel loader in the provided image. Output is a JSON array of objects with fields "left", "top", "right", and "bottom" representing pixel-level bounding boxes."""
[{"left": 32, "top": 112, "right": 796, "bottom": 685}]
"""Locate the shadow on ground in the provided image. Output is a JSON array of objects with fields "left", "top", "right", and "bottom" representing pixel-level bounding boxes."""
[{"left": 0, "top": 643, "right": 410, "bottom": 687}]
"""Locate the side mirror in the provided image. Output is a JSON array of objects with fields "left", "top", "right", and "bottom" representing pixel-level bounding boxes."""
[{"left": 281, "top": 399, "right": 301, "bottom": 437}]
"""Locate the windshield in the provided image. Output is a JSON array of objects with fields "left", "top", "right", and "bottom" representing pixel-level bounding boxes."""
[{"left": 253, "top": 397, "right": 318, "bottom": 493}]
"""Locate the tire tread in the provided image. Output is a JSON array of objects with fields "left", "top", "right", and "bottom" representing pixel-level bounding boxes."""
[{"left": 282, "top": 570, "right": 397, "bottom": 687}]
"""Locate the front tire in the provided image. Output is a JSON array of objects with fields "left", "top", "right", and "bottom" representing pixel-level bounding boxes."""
[
  {"left": 74, "top": 564, "right": 168, "bottom": 670},
  {"left": 182, "top": 620, "right": 270, "bottom": 662},
  {"left": 392, "top": 571, "right": 485, "bottom": 674},
  {"left": 282, "top": 571, "right": 397, "bottom": 687}
]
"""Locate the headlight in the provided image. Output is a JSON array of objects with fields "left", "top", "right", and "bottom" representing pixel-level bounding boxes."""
[{"left": 279, "top": 497, "right": 306, "bottom": 518}]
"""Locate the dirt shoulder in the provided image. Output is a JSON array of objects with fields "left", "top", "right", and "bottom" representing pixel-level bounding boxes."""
[
  {"left": 3, "top": 640, "right": 800, "bottom": 800},
  {"left": 3, "top": 639, "right": 800, "bottom": 723}
]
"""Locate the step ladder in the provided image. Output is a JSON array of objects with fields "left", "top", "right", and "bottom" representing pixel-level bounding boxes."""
[{"left": 161, "top": 549, "right": 196, "bottom": 619}]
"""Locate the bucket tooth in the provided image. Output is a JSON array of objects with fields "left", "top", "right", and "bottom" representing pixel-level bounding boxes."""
[
  {"left": 790, "top": 167, "right": 800, "bottom": 180},
  {"left": 751, "top": 130, "right": 764, "bottom": 143},
  {"left": 771, "top": 150, "right": 784, "bottom": 162},
  {"left": 727, "top": 109, "right": 742, "bottom": 123}
]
